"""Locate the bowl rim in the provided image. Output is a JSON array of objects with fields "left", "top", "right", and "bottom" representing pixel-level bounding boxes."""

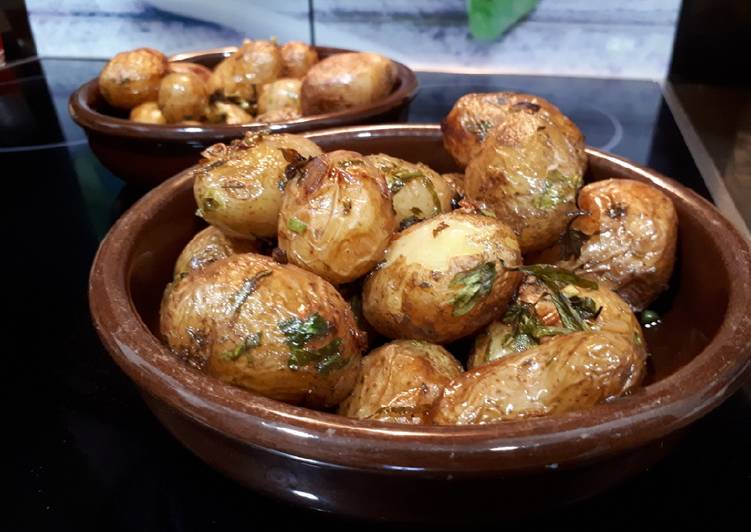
[
  {"left": 68, "top": 45, "right": 419, "bottom": 142},
  {"left": 89, "top": 124, "right": 751, "bottom": 473}
]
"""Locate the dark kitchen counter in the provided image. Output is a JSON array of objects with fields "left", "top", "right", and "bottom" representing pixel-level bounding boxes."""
[{"left": 3, "top": 57, "right": 748, "bottom": 531}]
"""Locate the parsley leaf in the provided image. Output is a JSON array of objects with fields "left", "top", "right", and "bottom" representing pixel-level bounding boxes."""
[
  {"left": 222, "top": 333, "right": 262, "bottom": 360},
  {"left": 287, "top": 217, "right": 307, "bottom": 234},
  {"left": 450, "top": 262, "right": 497, "bottom": 316}
]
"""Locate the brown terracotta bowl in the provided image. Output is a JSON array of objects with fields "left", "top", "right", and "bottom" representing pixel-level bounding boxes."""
[
  {"left": 89, "top": 124, "right": 751, "bottom": 523},
  {"left": 68, "top": 46, "right": 418, "bottom": 187}
]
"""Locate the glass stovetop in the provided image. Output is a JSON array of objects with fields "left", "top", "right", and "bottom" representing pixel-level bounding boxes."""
[{"left": 3, "top": 58, "right": 748, "bottom": 531}]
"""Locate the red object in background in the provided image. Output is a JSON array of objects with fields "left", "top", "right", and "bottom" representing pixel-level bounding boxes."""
[{"left": 0, "top": 34, "right": 5, "bottom": 65}]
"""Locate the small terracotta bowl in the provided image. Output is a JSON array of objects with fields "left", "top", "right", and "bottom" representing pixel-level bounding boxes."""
[
  {"left": 89, "top": 125, "right": 751, "bottom": 523},
  {"left": 69, "top": 46, "right": 418, "bottom": 187}
]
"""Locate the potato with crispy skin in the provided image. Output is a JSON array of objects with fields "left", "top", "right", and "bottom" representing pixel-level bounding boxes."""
[
  {"left": 193, "top": 132, "right": 323, "bottom": 239},
  {"left": 158, "top": 71, "right": 208, "bottom": 123},
  {"left": 129, "top": 101, "right": 166, "bottom": 124},
  {"left": 433, "top": 330, "right": 646, "bottom": 424},
  {"left": 468, "top": 265, "right": 644, "bottom": 368},
  {"left": 208, "top": 39, "right": 282, "bottom": 103},
  {"left": 160, "top": 253, "right": 365, "bottom": 407},
  {"left": 281, "top": 41, "right": 319, "bottom": 78},
  {"left": 362, "top": 211, "right": 522, "bottom": 343},
  {"left": 205, "top": 101, "right": 254, "bottom": 124},
  {"left": 464, "top": 110, "right": 585, "bottom": 253},
  {"left": 339, "top": 340, "right": 463, "bottom": 424},
  {"left": 441, "top": 92, "right": 586, "bottom": 169},
  {"left": 277, "top": 150, "right": 397, "bottom": 284},
  {"left": 98, "top": 48, "right": 168, "bottom": 110},
  {"left": 258, "top": 78, "right": 302, "bottom": 115},
  {"left": 532, "top": 178, "right": 678, "bottom": 311},
  {"left": 173, "top": 226, "right": 258, "bottom": 279},
  {"left": 365, "top": 154, "right": 454, "bottom": 228},
  {"left": 300, "top": 52, "right": 396, "bottom": 115}
]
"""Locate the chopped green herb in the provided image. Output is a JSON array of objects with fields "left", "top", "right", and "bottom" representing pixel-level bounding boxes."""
[
  {"left": 479, "top": 208, "right": 497, "bottom": 218},
  {"left": 569, "top": 296, "right": 602, "bottom": 320},
  {"left": 634, "top": 332, "right": 643, "bottom": 346},
  {"left": 559, "top": 228, "right": 590, "bottom": 261},
  {"left": 222, "top": 333, "right": 262, "bottom": 360},
  {"left": 279, "top": 313, "right": 330, "bottom": 349},
  {"left": 548, "top": 289, "right": 587, "bottom": 331},
  {"left": 640, "top": 309, "right": 660, "bottom": 327},
  {"left": 519, "top": 264, "right": 598, "bottom": 290},
  {"left": 533, "top": 169, "right": 578, "bottom": 210},
  {"left": 337, "top": 159, "right": 365, "bottom": 169},
  {"left": 399, "top": 215, "right": 421, "bottom": 231},
  {"left": 287, "top": 217, "right": 307, "bottom": 234},
  {"left": 202, "top": 197, "right": 220, "bottom": 211},
  {"left": 228, "top": 270, "right": 272, "bottom": 315},
  {"left": 450, "top": 262, "right": 497, "bottom": 316}
]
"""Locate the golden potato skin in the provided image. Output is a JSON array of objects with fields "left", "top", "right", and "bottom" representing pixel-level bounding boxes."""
[
  {"left": 365, "top": 154, "right": 454, "bottom": 227},
  {"left": 205, "top": 101, "right": 253, "bottom": 124},
  {"left": 281, "top": 41, "right": 319, "bottom": 78},
  {"left": 257, "top": 78, "right": 302, "bottom": 115},
  {"left": 173, "top": 226, "right": 257, "bottom": 279},
  {"left": 339, "top": 340, "right": 463, "bottom": 424},
  {"left": 158, "top": 71, "right": 209, "bottom": 123},
  {"left": 433, "top": 331, "right": 646, "bottom": 424},
  {"left": 468, "top": 272, "right": 644, "bottom": 369},
  {"left": 160, "top": 254, "right": 365, "bottom": 407},
  {"left": 98, "top": 48, "right": 168, "bottom": 110},
  {"left": 535, "top": 179, "right": 678, "bottom": 311},
  {"left": 277, "top": 150, "right": 397, "bottom": 284},
  {"left": 193, "top": 132, "right": 323, "bottom": 239},
  {"left": 300, "top": 52, "right": 397, "bottom": 115},
  {"left": 256, "top": 107, "right": 302, "bottom": 123},
  {"left": 464, "top": 111, "right": 584, "bottom": 253},
  {"left": 363, "top": 211, "right": 523, "bottom": 343},
  {"left": 208, "top": 39, "right": 282, "bottom": 102},
  {"left": 168, "top": 61, "right": 212, "bottom": 83},
  {"left": 129, "top": 101, "right": 166, "bottom": 124},
  {"left": 441, "top": 92, "right": 586, "bottom": 169}
]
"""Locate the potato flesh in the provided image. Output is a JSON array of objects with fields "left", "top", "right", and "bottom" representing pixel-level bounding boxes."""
[
  {"left": 339, "top": 340, "right": 463, "bottom": 424},
  {"left": 433, "top": 331, "right": 646, "bottom": 425},
  {"left": 160, "top": 253, "right": 364, "bottom": 407},
  {"left": 363, "top": 211, "right": 522, "bottom": 343},
  {"left": 277, "top": 150, "right": 397, "bottom": 284},
  {"left": 535, "top": 178, "right": 678, "bottom": 311},
  {"left": 193, "top": 133, "right": 323, "bottom": 238}
]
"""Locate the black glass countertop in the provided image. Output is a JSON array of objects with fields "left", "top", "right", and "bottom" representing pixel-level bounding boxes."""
[{"left": 3, "top": 58, "right": 748, "bottom": 531}]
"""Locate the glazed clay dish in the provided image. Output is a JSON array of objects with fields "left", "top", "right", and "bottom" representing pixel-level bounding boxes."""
[
  {"left": 69, "top": 46, "right": 418, "bottom": 186},
  {"left": 89, "top": 124, "right": 751, "bottom": 522}
]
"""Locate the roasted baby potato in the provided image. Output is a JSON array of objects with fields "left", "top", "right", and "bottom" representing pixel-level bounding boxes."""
[
  {"left": 98, "top": 48, "right": 168, "bottom": 110},
  {"left": 257, "top": 78, "right": 302, "bottom": 115},
  {"left": 208, "top": 39, "right": 282, "bottom": 103},
  {"left": 363, "top": 211, "right": 523, "bottom": 343},
  {"left": 300, "top": 52, "right": 397, "bottom": 115},
  {"left": 168, "top": 61, "right": 212, "bottom": 83},
  {"left": 339, "top": 340, "right": 463, "bottom": 424},
  {"left": 277, "top": 150, "right": 397, "bottom": 284},
  {"left": 160, "top": 253, "right": 365, "bottom": 407},
  {"left": 433, "top": 330, "right": 646, "bottom": 424},
  {"left": 158, "top": 71, "right": 209, "bottom": 123},
  {"left": 468, "top": 265, "right": 644, "bottom": 368},
  {"left": 533, "top": 178, "right": 678, "bottom": 310},
  {"left": 464, "top": 110, "right": 585, "bottom": 253},
  {"left": 205, "top": 101, "right": 254, "bottom": 125},
  {"left": 365, "top": 154, "right": 454, "bottom": 228},
  {"left": 281, "top": 41, "right": 319, "bottom": 78},
  {"left": 173, "top": 226, "right": 258, "bottom": 279},
  {"left": 193, "top": 132, "right": 323, "bottom": 238},
  {"left": 255, "top": 108, "right": 302, "bottom": 123},
  {"left": 441, "top": 91, "right": 586, "bottom": 169},
  {"left": 129, "top": 101, "right": 166, "bottom": 124}
]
